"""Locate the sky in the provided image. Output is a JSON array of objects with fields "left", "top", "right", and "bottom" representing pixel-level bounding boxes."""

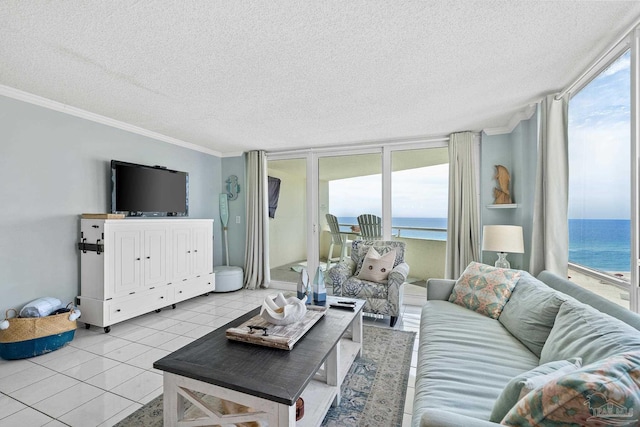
[
  {"left": 568, "top": 50, "right": 631, "bottom": 220},
  {"left": 329, "top": 163, "right": 449, "bottom": 218},
  {"left": 329, "top": 51, "right": 631, "bottom": 221}
]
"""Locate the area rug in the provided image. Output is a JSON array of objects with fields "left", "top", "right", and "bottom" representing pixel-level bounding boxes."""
[{"left": 114, "top": 325, "right": 415, "bottom": 427}]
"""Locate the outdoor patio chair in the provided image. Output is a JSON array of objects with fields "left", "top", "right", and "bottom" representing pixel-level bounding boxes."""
[
  {"left": 325, "top": 213, "right": 352, "bottom": 269},
  {"left": 357, "top": 214, "right": 383, "bottom": 239}
]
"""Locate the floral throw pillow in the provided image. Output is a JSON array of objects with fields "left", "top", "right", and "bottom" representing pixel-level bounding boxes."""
[
  {"left": 501, "top": 351, "right": 640, "bottom": 426},
  {"left": 357, "top": 247, "right": 396, "bottom": 283},
  {"left": 489, "top": 359, "right": 582, "bottom": 423},
  {"left": 448, "top": 262, "right": 520, "bottom": 319}
]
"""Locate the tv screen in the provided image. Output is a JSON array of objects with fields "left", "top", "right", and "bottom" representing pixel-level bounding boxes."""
[{"left": 111, "top": 160, "right": 189, "bottom": 217}]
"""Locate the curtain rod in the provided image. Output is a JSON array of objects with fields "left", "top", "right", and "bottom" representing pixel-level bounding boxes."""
[{"left": 557, "top": 16, "right": 640, "bottom": 100}]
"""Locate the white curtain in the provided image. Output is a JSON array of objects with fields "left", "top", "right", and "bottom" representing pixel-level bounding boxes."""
[
  {"left": 243, "top": 150, "right": 270, "bottom": 289},
  {"left": 530, "top": 94, "right": 569, "bottom": 277},
  {"left": 445, "top": 131, "right": 480, "bottom": 279}
]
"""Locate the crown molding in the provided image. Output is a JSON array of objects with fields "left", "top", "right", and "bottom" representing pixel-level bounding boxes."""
[
  {"left": 0, "top": 85, "right": 223, "bottom": 157},
  {"left": 220, "top": 151, "right": 245, "bottom": 158},
  {"left": 483, "top": 104, "right": 537, "bottom": 136}
]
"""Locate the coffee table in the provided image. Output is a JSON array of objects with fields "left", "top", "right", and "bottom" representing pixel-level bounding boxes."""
[{"left": 154, "top": 296, "right": 365, "bottom": 426}]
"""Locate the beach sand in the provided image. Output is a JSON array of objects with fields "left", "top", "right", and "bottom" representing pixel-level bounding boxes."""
[{"left": 568, "top": 267, "right": 629, "bottom": 309}]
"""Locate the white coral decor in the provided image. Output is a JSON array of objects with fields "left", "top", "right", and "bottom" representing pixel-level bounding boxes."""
[{"left": 260, "top": 293, "right": 307, "bottom": 325}]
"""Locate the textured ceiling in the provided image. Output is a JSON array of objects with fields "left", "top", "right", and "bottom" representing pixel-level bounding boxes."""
[{"left": 1, "top": 1, "right": 640, "bottom": 155}]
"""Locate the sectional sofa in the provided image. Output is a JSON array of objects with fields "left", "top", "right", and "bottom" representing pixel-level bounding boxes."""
[{"left": 412, "top": 262, "right": 640, "bottom": 426}]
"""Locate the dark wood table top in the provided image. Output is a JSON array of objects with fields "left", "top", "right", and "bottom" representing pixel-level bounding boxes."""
[{"left": 154, "top": 297, "right": 364, "bottom": 405}]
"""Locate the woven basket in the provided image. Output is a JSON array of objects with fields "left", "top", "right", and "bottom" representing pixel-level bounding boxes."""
[{"left": 0, "top": 304, "right": 77, "bottom": 360}]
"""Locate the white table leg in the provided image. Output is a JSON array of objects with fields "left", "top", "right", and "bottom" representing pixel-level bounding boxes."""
[
  {"left": 353, "top": 309, "right": 363, "bottom": 357},
  {"left": 275, "top": 402, "right": 296, "bottom": 426},
  {"left": 163, "top": 372, "right": 180, "bottom": 425},
  {"left": 326, "top": 341, "right": 341, "bottom": 406}
]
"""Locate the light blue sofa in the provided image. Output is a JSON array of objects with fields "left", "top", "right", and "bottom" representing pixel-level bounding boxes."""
[{"left": 412, "top": 269, "right": 640, "bottom": 427}]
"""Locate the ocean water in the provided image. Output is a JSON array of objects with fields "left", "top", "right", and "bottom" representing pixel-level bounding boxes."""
[
  {"left": 337, "top": 217, "right": 447, "bottom": 241},
  {"left": 337, "top": 217, "right": 632, "bottom": 272},
  {"left": 569, "top": 218, "right": 631, "bottom": 272}
]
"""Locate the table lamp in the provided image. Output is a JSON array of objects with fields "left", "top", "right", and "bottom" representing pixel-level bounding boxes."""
[{"left": 482, "top": 225, "right": 524, "bottom": 269}]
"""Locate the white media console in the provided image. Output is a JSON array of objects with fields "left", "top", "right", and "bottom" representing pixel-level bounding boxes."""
[{"left": 78, "top": 218, "right": 215, "bottom": 333}]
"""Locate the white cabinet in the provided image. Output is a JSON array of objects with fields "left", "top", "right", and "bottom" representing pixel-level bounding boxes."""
[
  {"left": 78, "top": 219, "right": 215, "bottom": 332},
  {"left": 171, "top": 223, "right": 211, "bottom": 280}
]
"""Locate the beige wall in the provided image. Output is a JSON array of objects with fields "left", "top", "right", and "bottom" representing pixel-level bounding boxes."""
[
  {"left": 397, "top": 237, "right": 446, "bottom": 281},
  {"left": 268, "top": 169, "right": 307, "bottom": 267}
]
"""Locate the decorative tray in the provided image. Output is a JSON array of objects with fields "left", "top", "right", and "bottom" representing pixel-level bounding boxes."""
[{"left": 225, "top": 305, "right": 328, "bottom": 350}]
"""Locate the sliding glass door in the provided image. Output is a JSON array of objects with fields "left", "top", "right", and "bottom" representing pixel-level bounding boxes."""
[
  {"left": 318, "top": 152, "right": 382, "bottom": 272},
  {"left": 391, "top": 147, "right": 449, "bottom": 284},
  {"left": 266, "top": 141, "right": 450, "bottom": 292},
  {"left": 267, "top": 157, "right": 308, "bottom": 286}
]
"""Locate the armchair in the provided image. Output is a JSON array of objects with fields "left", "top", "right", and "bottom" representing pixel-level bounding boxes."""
[{"left": 327, "top": 240, "right": 409, "bottom": 327}]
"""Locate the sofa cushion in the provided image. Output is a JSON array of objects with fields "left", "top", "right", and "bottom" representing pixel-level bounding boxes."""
[
  {"left": 502, "top": 351, "right": 640, "bottom": 426},
  {"left": 357, "top": 247, "right": 395, "bottom": 282},
  {"left": 499, "top": 272, "right": 567, "bottom": 357},
  {"left": 540, "top": 299, "right": 640, "bottom": 366},
  {"left": 448, "top": 262, "right": 521, "bottom": 319},
  {"left": 538, "top": 270, "right": 640, "bottom": 331},
  {"left": 489, "top": 359, "right": 581, "bottom": 422},
  {"left": 413, "top": 300, "right": 539, "bottom": 423}
]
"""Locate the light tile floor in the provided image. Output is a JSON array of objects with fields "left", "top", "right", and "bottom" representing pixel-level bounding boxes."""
[{"left": 0, "top": 286, "right": 426, "bottom": 427}]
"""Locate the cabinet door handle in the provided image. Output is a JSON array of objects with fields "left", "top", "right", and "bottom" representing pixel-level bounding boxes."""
[
  {"left": 136, "top": 258, "right": 141, "bottom": 261},
  {"left": 194, "top": 250, "right": 198, "bottom": 253},
  {"left": 160, "top": 296, "right": 164, "bottom": 299},
  {"left": 187, "top": 251, "right": 191, "bottom": 253},
  {"left": 179, "top": 290, "right": 183, "bottom": 294},
  {"left": 146, "top": 256, "right": 150, "bottom": 259},
  {"left": 116, "top": 309, "right": 121, "bottom": 312}
]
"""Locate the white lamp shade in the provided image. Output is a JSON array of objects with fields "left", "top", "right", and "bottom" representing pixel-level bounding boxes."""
[{"left": 482, "top": 225, "right": 524, "bottom": 254}]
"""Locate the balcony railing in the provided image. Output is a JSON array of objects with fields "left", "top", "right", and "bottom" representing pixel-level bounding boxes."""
[{"left": 338, "top": 223, "right": 447, "bottom": 241}]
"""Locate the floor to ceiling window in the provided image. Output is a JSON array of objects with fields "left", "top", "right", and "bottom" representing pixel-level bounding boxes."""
[
  {"left": 391, "top": 147, "right": 449, "bottom": 282},
  {"left": 319, "top": 152, "right": 382, "bottom": 273},
  {"left": 266, "top": 157, "right": 308, "bottom": 285},
  {"left": 267, "top": 142, "right": 450, "bottom": 289},
  {"left": 568, "top": 50, "right": 631, "bottom": 308}
]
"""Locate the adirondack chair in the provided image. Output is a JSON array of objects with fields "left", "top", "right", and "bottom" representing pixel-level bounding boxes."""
[
  {"left": 357, "top": 214, "right": 382, "bottom": 240},
  {"left": 325, "top": 213, "right": 352, "bottom": 269}
]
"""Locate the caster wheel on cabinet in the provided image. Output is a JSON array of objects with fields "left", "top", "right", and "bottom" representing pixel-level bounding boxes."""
[
  {"left": 155, "top": 309, "right": 161, "bottom": 313},
  {"left": 172, "top": 304, "right": 176, "bottom": 309},
  {"left": 85, "top": 323, "right": 91, "bottom": 330},
  {"left": 104, "top": 326, "right": 111, "bottom": 333}
]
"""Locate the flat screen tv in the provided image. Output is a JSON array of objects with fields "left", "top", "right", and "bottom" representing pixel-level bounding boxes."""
[{"left": 111, "top": 160, "right": 189, "bottom": 217}]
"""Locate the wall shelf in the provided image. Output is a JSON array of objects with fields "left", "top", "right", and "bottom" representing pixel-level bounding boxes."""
[{"left": 486, "top": 204, "right": 519, "bottom": 209}]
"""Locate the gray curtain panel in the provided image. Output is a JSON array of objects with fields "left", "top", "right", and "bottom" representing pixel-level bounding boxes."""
[
  {"left": 445, "top": 131, "right": 480, "bottom": 279},
  {"left": 530, "top": 94, "right": 569, "bottom": 277},
  {"left": 243, "top": 150, "right": 271, "bottom": 289}
]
